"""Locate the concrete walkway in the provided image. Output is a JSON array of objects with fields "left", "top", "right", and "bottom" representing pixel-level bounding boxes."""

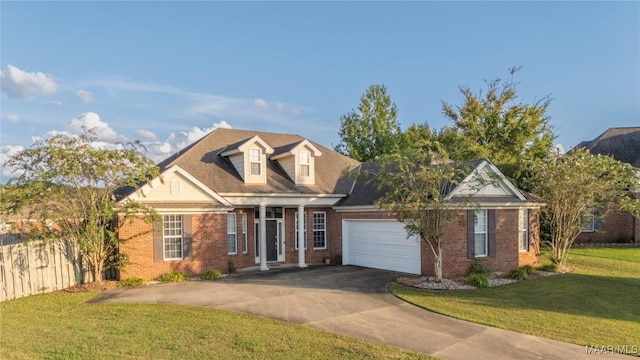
[{"left": 91, "top": 266, "right": 631, "bottom": 360}]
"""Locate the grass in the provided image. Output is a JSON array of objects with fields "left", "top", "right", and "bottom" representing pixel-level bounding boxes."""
[
  {"left": 0, "top": 291, "right": 432, "bottom": 359},
  {"left": 388, "top": 247, "right": 640, "bottom": 354}
]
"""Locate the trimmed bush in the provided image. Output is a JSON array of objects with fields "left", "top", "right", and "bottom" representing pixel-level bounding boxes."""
[
  {"left": 201, "top": 269, "right": 222, "bottom": 280},
  {"left": 468, "top": 262, "right": 490, "bottom": 276},
  {"left": 157, "top": 271, "right": 189, "bottom": 282},
  {"left": 465, "top": 272, "right": 490, "bottom": 288},
  {"left": 119, "top": 277, "right": 146, "bottom": 287},
  {"left": 506, "top": 267, "right": 528, "bottom": 280},
  {"left": 537, "top": 263, "right": 558, "bottom": 272},
  {"left": 520, "top": 265, "right": 536, "bottom": 275}
]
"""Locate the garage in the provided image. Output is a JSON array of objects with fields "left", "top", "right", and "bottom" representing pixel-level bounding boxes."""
[{"left": 342, "top": 219, "right": 421, "bottom": 275}]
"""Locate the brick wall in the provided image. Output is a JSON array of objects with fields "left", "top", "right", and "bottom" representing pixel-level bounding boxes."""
[
  {"left": 283, "top": 207, "right": 340, "bottom": 265},
  {"left": 575, "top": 209, "right": 636, "bottom": 244},
  {"left": 519, "top": 209, "right": 540, "bottom": 266},
  {"left": 118, "top": 213, "right": 230, "bottom": 280}
]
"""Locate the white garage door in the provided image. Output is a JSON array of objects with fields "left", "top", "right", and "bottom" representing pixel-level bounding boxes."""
[{"left": 343, "top": 220, "right": 421, "bottom": 275}]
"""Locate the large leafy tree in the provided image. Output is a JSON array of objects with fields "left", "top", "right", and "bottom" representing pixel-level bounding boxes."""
[
  {"left": 335, "top": 84, "right": 401, "bottom": 162},
  {"left": 371, "top": 143, "right": 482, "bottom": 282},
  {"left": 442, "top": 68, "right": 555, "bottom": 185},
  {"left": 2, "top": 131, "right": 159, "bottom": 282},
  {"left": 525, "top": 148, "right": 640, "bottom": 269}
]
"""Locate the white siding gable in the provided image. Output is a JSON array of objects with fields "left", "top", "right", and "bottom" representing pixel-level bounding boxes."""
[
  {"left": 448, "top": 161, "right": 526, "bottom": 200},
  {"left": 135, "top": 172, "right": 220, "bottom": 203},
  {"left": 272, "top": 140, "right": 322, "bottom": 186},
  {"left": 220, "top": 135, "right": 274, "bottom": 184}
]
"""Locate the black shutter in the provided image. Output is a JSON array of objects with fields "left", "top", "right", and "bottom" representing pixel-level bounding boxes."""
[
  {"left": 467, "top": 210, "right": 475, "bottom": 259},
  {"left": 183, "top": 215, "right": 193, "bottom": 259},
  {"left": 488, "top": 210, "right": 496, "bottom": 258},
  {"left": 153, "top": 219, "right": 164, "bottom": 262}
]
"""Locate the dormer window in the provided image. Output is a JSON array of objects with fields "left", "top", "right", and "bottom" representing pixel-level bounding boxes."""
[
  {"left": 300, "top": 151, "right": 310, "bottom": 177},
  {"left": 249, "top": 148, "right": 262, "bottom": 176}
]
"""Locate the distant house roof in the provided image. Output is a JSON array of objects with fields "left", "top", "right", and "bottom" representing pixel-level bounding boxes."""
[
  {"left": 575, "top": 127, "right": 640, "bottom": 168},
  {"left": 122, "top": 128, "right": 360, "bottom": 199}
]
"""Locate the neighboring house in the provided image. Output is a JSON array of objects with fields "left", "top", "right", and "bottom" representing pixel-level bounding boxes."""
[
  {"left": 116, "top": 128, "right": 542, "bottom": 280},
  {"left": 574, "top": 127, "right": 640, "bottom": 244}
]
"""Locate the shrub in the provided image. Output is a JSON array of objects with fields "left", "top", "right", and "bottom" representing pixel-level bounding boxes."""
[
  {"left": 506, "top": 267, "right": 528, "bottom": 280},
  {"left": 157, "top": 271, "right": 189, "bottom": 282},
  {"left": 468, "top": 262, "right": 490, "bottom": 276},
  {"left": 119, "top": 277, "right": 146, "bottom": 287},
  {"left": 537, "top": 263, "right": 558, "bottom": 272},
  {"left": 520, "top": 265, "right": 536, "bottom": 275},
  {"left": 201, "top": 269, "right": 222, "bottom": 280},
  {"left": 465, "top": 272, "right": 490, "bottom": 288}
]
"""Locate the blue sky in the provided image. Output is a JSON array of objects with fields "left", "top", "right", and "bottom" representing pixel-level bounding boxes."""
[{"left": 1, "top": 1, "right": 638, "bottom": 181}]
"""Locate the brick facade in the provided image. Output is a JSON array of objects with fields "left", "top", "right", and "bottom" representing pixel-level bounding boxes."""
[
  {"left": 118, "top": 207, "right": 540, "bottom": 280},
  {"left": 575, "top": 209, "right": 637, "bottom": 244}
]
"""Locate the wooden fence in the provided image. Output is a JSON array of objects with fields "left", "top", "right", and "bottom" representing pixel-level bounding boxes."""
[{"left": 0, "top": 240, "right": 107, "bottom": 302}]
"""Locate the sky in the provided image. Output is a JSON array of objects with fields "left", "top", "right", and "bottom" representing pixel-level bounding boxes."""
[{"left": 1, "top": 1, "right": 638, "bottom": 182}]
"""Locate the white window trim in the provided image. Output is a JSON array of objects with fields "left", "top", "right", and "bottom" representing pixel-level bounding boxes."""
[
  {"left": 163, "top": 214, "right": 183, "bottom": 260},
  {"left": 313, "top": 211, "right": 327, "bottom": 249},
  {"left": 227, "top": 213, "right": 237, "bottom": 255},
  {"left": 242, "top": 213, "right": 248, "bottom": 254},
  {"left": 474, "top": 209, "right": 488, "bottom": 257},
  {"left": 249, "top": 148, "right": 262, "bottom": 176},
  {"left": 519, "top": 209, "right": 529, "bottom": 252},
  {"left": 295, "top": 211, "right": 307, "bottom": 250},
  {"left": 300, "top": 151, "right": 310, "bottom": 177},
  {"left": 581, "top": 214, "right": 595, "bottom": 232}
]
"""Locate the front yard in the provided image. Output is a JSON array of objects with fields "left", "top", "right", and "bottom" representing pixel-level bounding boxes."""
[
  {"left": 0, "top": 291, "right": 431, "bottom": 359},
  {"left": 389, "top": 246, "right": 640, "bottom": 354}
]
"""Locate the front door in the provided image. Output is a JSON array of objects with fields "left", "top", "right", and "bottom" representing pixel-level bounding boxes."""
[{"left": 266, "top": 220, "right": 278, "bottom": 262}]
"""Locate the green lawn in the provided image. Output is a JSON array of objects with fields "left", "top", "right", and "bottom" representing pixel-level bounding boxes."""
[
  {"left": 0, "top": 291, "right": 432, "bottom": 359},
  {"left": 389, "top": 247, "right": 640, "bottom": 354}
]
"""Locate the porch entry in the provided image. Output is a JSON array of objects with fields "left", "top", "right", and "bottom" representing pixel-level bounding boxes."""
[{"left": 255, "top": 207, "right": 284, "bottom": 263}]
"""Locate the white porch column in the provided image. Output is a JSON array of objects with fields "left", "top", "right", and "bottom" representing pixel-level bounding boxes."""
[
  {"left": 259, "top": 205, "right": 269, "bottom": 271},
  {"left": 297, "top": 204, "right": 307, "bottom": 268}
]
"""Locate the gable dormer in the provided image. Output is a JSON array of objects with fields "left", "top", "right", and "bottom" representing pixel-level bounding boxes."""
[
  {"left": 220, "top": 135, "right": 274, "bottom": 184},
  {"left": 271, "top": 139, "right": 323, "bottom": 185}
]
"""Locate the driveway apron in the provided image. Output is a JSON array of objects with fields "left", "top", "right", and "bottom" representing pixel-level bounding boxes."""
[{"left": 90, "top": 266, "right": 629, "bottom": 360}]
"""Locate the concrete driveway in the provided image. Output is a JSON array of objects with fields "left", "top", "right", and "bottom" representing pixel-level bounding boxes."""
[{"left": 91, "top": 266, "right": 628, "bottom": 360}]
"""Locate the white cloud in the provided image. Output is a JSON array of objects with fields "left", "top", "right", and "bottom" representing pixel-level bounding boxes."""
[
  {"left": 135, "top": 129, "right": 157, "bottom": 141},
  {"left": 142, "top": 121, "right": 232, "bottom": 162},
  {"left": 65, "top": 112, "right": 128, "bottom": 143},
  {"left": 4, "top": 114, "right": 20, "bottom": 122},
  {"left": 0, "top": 144, "right": 25, "bottom": 180},
  {"left": 552, "top": 144, "right": 565, "bottom": 155},
  {"left": 0, "top": 64, "right": 57, "bottom": 99},
  {"left": 45, "top": 100, "right": 62, "bottom": 106},
  {"left": 76, "top": 89, "right": 93, "bottom": 103},
  {"left": 253, "top": 98, "right": 268, "bottom": 107}
]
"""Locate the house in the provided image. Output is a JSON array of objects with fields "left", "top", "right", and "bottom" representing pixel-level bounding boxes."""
[
  {"left": 116, "top": 128, "right": 542, "bottom": 280},
  {"left": 574, "top": 127, "right": 640, "bottom": 244}
]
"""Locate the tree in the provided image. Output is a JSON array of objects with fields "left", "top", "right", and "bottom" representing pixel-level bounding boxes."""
[
  {"left": 335, "top": 84, "right": 401, "bottom": 162},
  {"left": 2, "top": 131, "right": 159, "bottom": 282},
  {"left": 370, "top": 143, "right": 481, "bottom": 282},
  {"left": 525, "top": 148, "right": 640, "bottom": 270},
  {"left": 442, "top": 68, "right": 555, "bottom": 186}
]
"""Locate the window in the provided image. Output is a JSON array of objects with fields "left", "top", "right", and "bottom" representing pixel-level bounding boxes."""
[
  {"left": 519, "top": 209, "right": 529, "bottom": 252},
  {"left": 300, "top": 151, "right": 310, "bottom": 177},
  {"left": 249, "top": 148, "right": 261, "bottom": 176},
  {"left": 474, "top": 210, "right": 488, "bottom": 257},
  {"left": 313, "top": 212, "right": 326, "bottom": 249},
  {"left": 163, "top": 215, "right": 183, "bottom": 260},
  {"left": 581, "top": 214, "right": 595, "bottom": 232},
  {"left": 227, "top": 213, "right": 237, "bottom": 254},
  {"left": 295, "top": 211, "right": 307, "bottom": 250},
  {"left": 242, "top": 213, "right": 248, "bottom": 254}
]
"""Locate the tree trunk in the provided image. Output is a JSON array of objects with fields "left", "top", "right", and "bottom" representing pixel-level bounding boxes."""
[
  {"left": 89, "top": 260, "right": 103, "bottom": 283},
  {"left": 434, "top": 244, "right": 443, "bottom": 282}
]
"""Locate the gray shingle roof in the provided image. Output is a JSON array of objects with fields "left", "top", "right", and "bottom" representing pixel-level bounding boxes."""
[
  {"left": 155, "top": 128, "right": 360, "bottom": 195},
  {"left": 575, "top": 127, "right": 640, "bottom": 168}
]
